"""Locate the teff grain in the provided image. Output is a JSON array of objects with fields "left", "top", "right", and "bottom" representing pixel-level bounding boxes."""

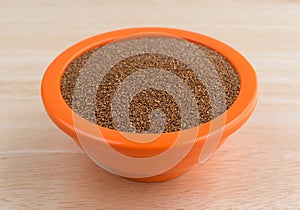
[{"left": 60, "top": 36, "right": 240, "bottom": 133}]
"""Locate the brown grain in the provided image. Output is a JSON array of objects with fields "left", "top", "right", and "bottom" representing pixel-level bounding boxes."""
[{"left": 60, "top": 36, "right": 240, "bottom": 133}]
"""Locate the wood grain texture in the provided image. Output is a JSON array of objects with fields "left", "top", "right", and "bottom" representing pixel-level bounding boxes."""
[{"left": 0, "top": 0, "right": 299, "bottom": 209}]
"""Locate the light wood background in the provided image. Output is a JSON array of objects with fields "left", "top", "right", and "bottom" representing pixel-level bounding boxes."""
[{"left": 1, "top": 0, "right": 299, "bottom": 209}]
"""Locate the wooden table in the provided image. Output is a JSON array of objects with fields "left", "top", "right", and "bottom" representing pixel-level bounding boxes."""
[{"left": 1, "top": 0, "right": 299, "bottom": 209}]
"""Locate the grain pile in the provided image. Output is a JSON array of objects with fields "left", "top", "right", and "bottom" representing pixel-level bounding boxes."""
[{"left": 61, "top": 36, "right": 240, "bottom": 133}]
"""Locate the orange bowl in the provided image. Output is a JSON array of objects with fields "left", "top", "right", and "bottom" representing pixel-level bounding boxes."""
[{"left": 41, "top": 28, "right": 258, "bottom": 182}]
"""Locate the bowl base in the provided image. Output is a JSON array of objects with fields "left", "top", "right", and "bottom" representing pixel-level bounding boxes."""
[{"left": 125, "top": 164, "right": 194, "bottom": 182}]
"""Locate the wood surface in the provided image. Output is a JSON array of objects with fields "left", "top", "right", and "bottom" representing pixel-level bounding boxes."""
[{"left": 0, "top": 0, "right": 299, "bottom": 209}]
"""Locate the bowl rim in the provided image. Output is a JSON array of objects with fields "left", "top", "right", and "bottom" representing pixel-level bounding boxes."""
[{"left": 41, "top": 27, "right": 258, "bottom": 151}]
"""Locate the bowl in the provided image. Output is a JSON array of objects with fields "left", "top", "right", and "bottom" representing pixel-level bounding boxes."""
[{"left": 41, "top": 28, "right": 258, "bottom": 182}]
